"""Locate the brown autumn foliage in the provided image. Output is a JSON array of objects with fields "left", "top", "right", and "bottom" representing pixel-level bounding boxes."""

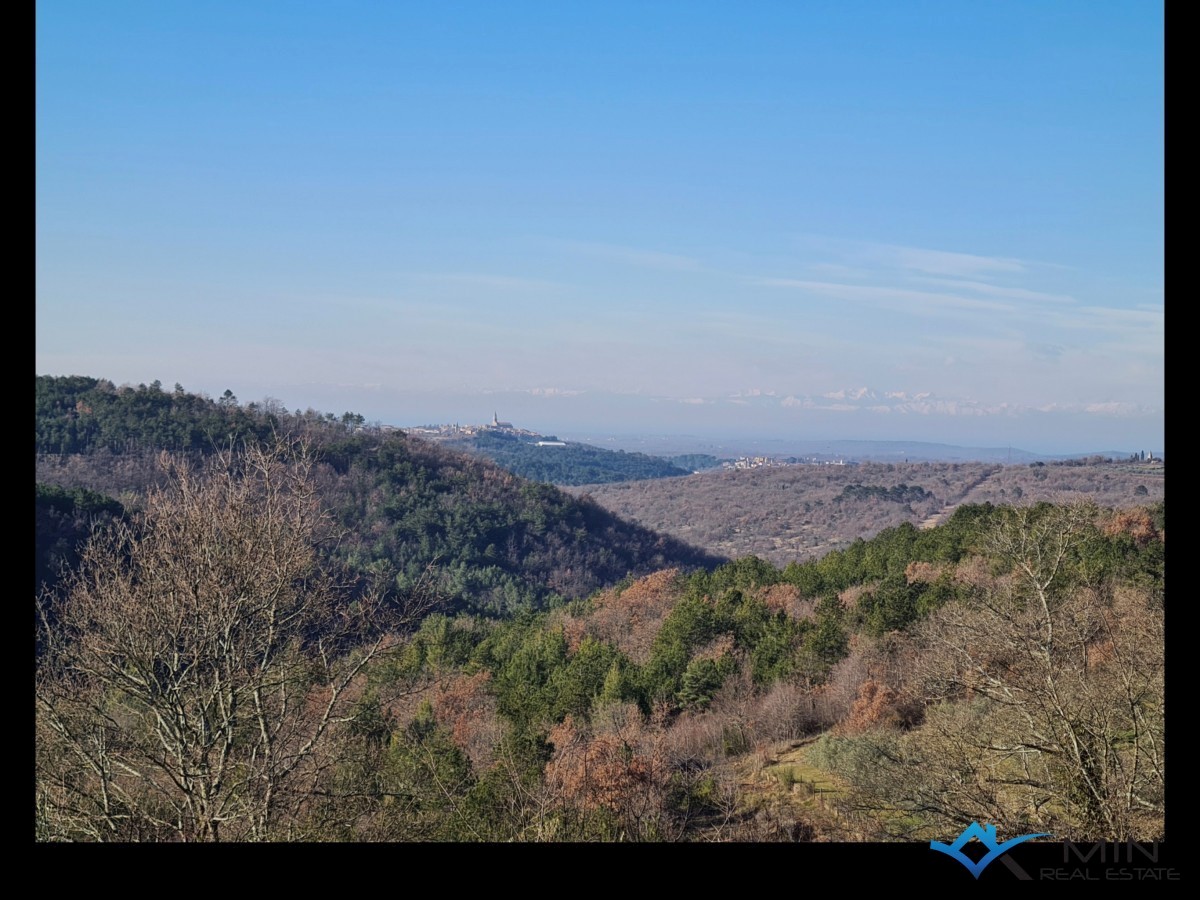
[
  {"left": 838, "top": 583, "right": 869, "bottom": 610},
  {"left": 563, "top": 568, "right": 684, "bottom": 663},
  {"left": 950, "top": 554, "right": 1001, "bottom": 591},
  {"left": 904, "top": 559, "right": 945, "bottom": 585},
  {"left": 761, "top": 582, "right": 814, "bottom": 619},
  {"left": 1101, "top": 506, "right": 1161, "bottom": 547},
  {"left": 432, "top": 671, "right": 504, "bottom": 770},
  {"left": 546, "top": 715, "right": 656, "bottom": 815},
  {"left": 543, "top": 702, "right": 685, "bottom": 839},
  {"left": 837, "top": 679, "right": 916, "bottom": 734}
]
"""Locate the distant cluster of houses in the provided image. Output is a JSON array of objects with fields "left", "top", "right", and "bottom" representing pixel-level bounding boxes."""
[{"left": 404, "top": 413, "right": 549, "bottom": 443}]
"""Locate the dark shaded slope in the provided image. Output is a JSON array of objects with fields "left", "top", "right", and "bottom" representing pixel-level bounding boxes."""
[
  {"left": 35, "top": 484, "right": 125, "bottom": 595},
  {"left": 318, "top": 432, "right": 722, "bottom": 613}
]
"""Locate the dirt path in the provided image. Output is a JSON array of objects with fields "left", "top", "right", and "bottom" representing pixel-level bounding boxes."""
[
  {"left": 918, "top": 467, "right": 1001, "bottom": 530},
  {"left": 918, "top": 508, "right": 952, "bottom": 530}
]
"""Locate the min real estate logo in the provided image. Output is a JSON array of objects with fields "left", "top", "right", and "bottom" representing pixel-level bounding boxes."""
[{"left": 930, "top": 822, "right": 1049, "bottom": 879}]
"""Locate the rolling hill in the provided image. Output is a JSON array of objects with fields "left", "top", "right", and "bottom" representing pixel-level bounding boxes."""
[{"left": 35, "top": 375, "right": 724, "bottom": 613}]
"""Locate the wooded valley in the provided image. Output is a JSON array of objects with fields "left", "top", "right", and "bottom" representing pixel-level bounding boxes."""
[{"left": 35, "top": 376, "right": 1165, "bottom": 842}]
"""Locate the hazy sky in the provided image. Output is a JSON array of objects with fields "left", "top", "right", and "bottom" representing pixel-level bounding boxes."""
[{"left": 37, "top": 2, "right": 1163, "bottom": 454}]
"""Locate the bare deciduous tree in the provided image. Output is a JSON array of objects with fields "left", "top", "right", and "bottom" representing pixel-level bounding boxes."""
[{"left": 36, "top": 441, "right": 437, "bottom": 841}]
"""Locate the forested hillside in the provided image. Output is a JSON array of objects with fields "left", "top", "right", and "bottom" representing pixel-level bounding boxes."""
[
  {"left": 36, "top": 375, "right": 281, "bottom": 455},
  {"left": 35, "top": 376, "right": 723, "bottom": 612},
  {"left": 444, "top": 430, "right": 691, "bottom": 485}
]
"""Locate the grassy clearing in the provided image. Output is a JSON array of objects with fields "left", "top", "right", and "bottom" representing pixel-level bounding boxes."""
[{"left": 724, "top": 737, "right": 853, "bottom": 838}]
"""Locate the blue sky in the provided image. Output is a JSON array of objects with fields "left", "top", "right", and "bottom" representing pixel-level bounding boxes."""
[{"left": 37, "top": 1, "right": 1163, "bottom": 454}]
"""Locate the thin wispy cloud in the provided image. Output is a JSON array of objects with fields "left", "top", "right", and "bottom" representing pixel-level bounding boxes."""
[
  {"left": 805, "top": 262, "right": 861, "bottom": 278},
  {"left": 752, "top": 279, "right": 1016, "bottom": 314},
  {"left": 412, "top": 273, "right": 571, "bottom": 292},
  {"left": 912, "top": 277, "right": 1077, "bottom": 306},
  {"left": 1075, "top": 305, "right": 1164, "bottom": 326},
  {"left": 792, "top": 235, "right": 1031, "bottom": 278},
  {"left": 864, "top": 242, "right": 1027, "bottom": 277},
  {"left": 550, "top": 239, "right": 705, "bottom": 272},
  {"left": 743, "top": 234, "right": 1161, "bottom": 413}
]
